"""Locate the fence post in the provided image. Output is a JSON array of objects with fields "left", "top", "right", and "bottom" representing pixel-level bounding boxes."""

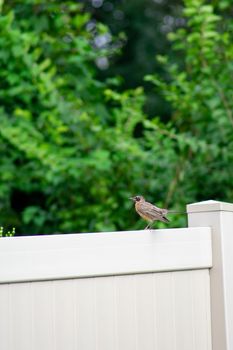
[{"left": 187, "top": 200, "right": 233, "bottom": 350}]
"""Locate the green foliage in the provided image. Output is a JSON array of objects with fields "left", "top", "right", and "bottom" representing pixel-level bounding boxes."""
[
  {"left": 0, "top": 227, "right": 15, "bottom": 237},
  {"left": 146, "top": 0, "right": 233, "bottom": 206},
  {"left": 0, "top": 0, "right": 232, "bottom": 235},
  {"left": 0, "top": 1, "right": 177, "bottom": 233},
  {"left": 84, "top": 0, "right": 184, "bottom": 118}
]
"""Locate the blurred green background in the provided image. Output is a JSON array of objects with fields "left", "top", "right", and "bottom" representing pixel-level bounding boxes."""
[{"left": 0, "top": 0, "right": 232, "bottom": 235}]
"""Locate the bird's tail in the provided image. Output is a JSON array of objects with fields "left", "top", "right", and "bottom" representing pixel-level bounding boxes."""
[{"left": 162, "top": 216, "right": 170, "bottom": 223}]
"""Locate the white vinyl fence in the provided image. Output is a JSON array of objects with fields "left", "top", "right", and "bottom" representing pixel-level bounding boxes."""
[{"left": 0, "top": 200, "right": 233, "bottom": 350}]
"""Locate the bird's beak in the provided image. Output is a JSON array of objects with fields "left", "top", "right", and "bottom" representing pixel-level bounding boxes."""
[{"left": 129, "top": 197, "right": 134, "bottom": 201}]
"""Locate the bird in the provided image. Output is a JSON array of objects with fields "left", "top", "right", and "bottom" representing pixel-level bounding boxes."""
[{"left": 130, "top": 195, "right": 170, "bottom": 229}]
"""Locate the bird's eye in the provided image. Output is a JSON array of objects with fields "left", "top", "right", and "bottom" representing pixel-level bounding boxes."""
[{"left": 135, "top": 196, "right": 140, "bottom": 201}]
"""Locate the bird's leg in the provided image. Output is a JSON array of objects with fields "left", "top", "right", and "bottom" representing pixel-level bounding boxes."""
[
  {"left": 144, "top": 221, "right": 156, "bottom": 230},
  {"left": 144, "top": 222, "right": 152, "bottom": 230}
]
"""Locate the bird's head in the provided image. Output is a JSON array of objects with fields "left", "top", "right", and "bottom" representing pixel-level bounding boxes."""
[{"left": 129, "top": 195, "right": 145, "bottom": 203}]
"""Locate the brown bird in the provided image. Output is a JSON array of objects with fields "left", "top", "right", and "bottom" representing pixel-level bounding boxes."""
[{"left": 130, "top": 195, "right": 170, "bottom": 229}]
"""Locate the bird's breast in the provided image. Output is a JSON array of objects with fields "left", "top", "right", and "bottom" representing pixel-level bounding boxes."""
[{"left": 135, "top": 203, "right": 153, "bottom": 222}]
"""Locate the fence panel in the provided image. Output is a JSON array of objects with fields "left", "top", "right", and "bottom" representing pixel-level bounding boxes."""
[{"left": 0, "top": 227, "right": 212, "bottom": 350}]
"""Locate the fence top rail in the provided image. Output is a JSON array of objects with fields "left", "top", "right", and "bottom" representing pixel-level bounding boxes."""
[{"left": 0, "top": 227, "right": 212, "bottom": 283}]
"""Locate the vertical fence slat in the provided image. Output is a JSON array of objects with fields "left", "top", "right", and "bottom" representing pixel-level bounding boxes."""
[
  {"left": 154, "top": 272, "right": 176, "bottom": 349},
  {"left": 95, "top": 276, "right": 117, "bottom": 350},
  {"left": 135, "top": 274, "right": 156, "bottom": 350},
  {"left": 191, "top": 270, "right": 212, "bottom": 350},
  {"left": 0, "top": 284, "right": 9, "bottom": 350},
  {"left": 114, "top": 275, "right": 137, "bottom": 350},
  {"left": 172, "top": 271, "right": 194, "bottom": 350},
  {"left": 75, "top": 278, "right": 96, "bottom": 350},
  {"left": 32, "top": 282, "right": 54, "bottom": 350},
  {"left": 8, "top": 283, "right": 33, "bottom": 350},
  {"left": 53, "top": 280, "right": 76, "bottom": 350}
]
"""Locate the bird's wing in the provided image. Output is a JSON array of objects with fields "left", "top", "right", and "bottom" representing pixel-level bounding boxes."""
[
  {"left": 139, "top": 202, "right": 168, "bottom": 220},
  {"left": 153, "top": 204, "right": 168, "bottom": 215}
]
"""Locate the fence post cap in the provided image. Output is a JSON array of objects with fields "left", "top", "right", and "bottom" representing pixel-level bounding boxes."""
[{"left": 187, "top": 200, "right": 233, "bottom": 213}]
